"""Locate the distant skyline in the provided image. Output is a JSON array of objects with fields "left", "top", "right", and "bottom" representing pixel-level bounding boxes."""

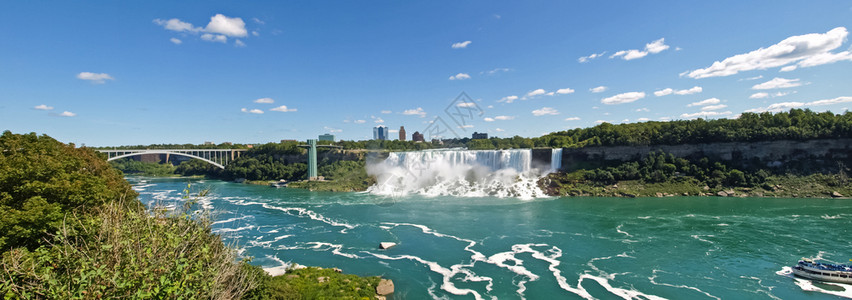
[{"left": 2, "top": 1, "right": 852, "bottom": 146}]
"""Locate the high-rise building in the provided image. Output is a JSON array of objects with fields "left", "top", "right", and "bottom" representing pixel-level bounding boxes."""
[
  {"left": 373, "top": 125, "right": 388, "bottom": 140},
  {"left": 412, "top": 131, "right": 425, "bottom": 142},
  {"left": 318, "top": 134, "right": 335, "bottom": 141},
  {"left": 399, "top": 126, "right": 406, "bottom": 141},
  {"left": 472, "top": 132, "right": 488, "bottom": 139}
]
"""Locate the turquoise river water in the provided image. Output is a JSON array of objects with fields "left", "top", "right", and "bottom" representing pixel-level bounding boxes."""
[{"left": 130, "top": 176, "right": 852, "bottom": 299}]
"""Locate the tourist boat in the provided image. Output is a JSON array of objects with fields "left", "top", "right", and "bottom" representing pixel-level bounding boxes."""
[{"left": 791, "top": 258, "right": 852, "bottom": 284}]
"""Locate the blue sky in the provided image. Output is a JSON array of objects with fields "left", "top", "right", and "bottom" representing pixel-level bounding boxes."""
[{"left": 2, "top": 1, "right": 852, "bottom": 146}]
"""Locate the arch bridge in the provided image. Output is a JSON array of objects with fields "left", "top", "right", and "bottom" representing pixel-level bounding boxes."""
[{"left": 98, "top": 149, "right": 247, "bottom": 169}]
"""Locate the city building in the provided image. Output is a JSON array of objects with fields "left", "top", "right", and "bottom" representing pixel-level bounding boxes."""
[
  {"left": 373, "top": 125, "right": 388, "bottom": 140},
  {"left": 319, "top": 134, "right": 335, "bottom": 141},
  {"left": 204, "top": 141, "right": 214, "bottom": 145},
  {"left": 472, "top": 132, "right": 488, "bottom": 139},
  {"left": 399, "top": 126, "right": 406, "bottom": 141},
  {"left": 412, "top": 131, "right": 425, "bottom": 142}
]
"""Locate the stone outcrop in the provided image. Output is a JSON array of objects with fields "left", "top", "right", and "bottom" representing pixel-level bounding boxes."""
[
  {"left": 379, "top": 242, "right": 397, "bottom": 249},
  {"left": 376, "top": 279, "right": 394, "bottom": 295}
]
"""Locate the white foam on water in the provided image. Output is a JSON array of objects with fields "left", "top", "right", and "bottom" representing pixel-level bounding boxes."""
[
  {"left": 366, "top": 149, "right": 551, "bottom": 199},
  {"left": 778, "top": 265, "right": 852, "bottom": 298},
  {"left": 690, "top": 234, "right": 715, "bottom": 244},
  {"left": 365, "top": 252, "right": 493, "bottom": 300},
  {"left": 212, "top": 215, "right": 252, "bottom": 225},
  {"left": 649, "top": 269, "right": 720, "bottom": 300},
  {"left": 306, "top": 242, "right": 361, "bottom": 259},
  {"left": 228, "top": 199, "right": 356, "bottom": 232},
  {"left": 821, "top": 214, "right": 843, "bottom": 219},
  {"left": 739, "top": 275, "right": 782, "bottom": 300},
  {"left": 263, "top": 255, "right": 291, "bottom": 276},
  {"left": 616, "top": 224, "right": 633, "bottom": 237},
  {"left": 638, "top": 216, "right": 652, "bottom": 219},
  {"left": 213, "top": 225, "right": 255, "bottom": 233},
  {"left": 580, "top": 273, "right": 668, "bottom": 300}
]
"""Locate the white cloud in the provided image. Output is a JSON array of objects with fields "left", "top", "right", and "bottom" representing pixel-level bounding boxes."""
[
  {"left": 76, "top": 72, "right": 114, "bottom": 84},
  {"left": 747, "top": 96, "right": 852, "bottom": 113},
  {"left": 780, "top": 65, "right": 797, "bottom": 72},
  {"left": 452, "top": 41, "right": 472, "bottom": 49},
  {"left": 498, "top": 95, "right": 519, "bottom": 103},
  {"left": 637, "top": 118, "right": 650, "bottom": 122},
  {"left": 483, "top": 117, "right": 495, "bottom": 122},
  {"left": 254, "top": 97, "right": 274, "bottom": 104},
  {"left": 483, "top": 68, "right": 511, "bottom": 75},
  {"left": 590, "top": 86, "right": 608, "bottom": 93},
  {"left": 235, "top": 39, "right": 246, "bottom": 47},
  {"left": 374, "top": 117, "right": 384, "bottom": 123},
  {"left": 270, "top": 105, "right": 296, "bottom": 112},
  {"left": 556, "top": 88, "right": 575, "bottom": 94},
  {"left": 201, "top": 33, "right": 227, "bottom": 43},
  {"left": 654, "top": 88, "right": 673, "bottom": 97},
  {"left": 34, "top": 104, "right": 53, "bottom": 110},
  {"left": 324, "top": 126, "right": 342, "bottom": 133},
  {"left": 685, "top": 27, "right": 852, "bottom": 78},
  {"left": 170, "top": 38, "right": 182, "bottom": 44},
  {"left": 532, "top": 107, "right": 559, "bottom": 116},
  {"left": 458, "top": 124, "right": 474, "bottom": 129},
  {"left": 680, "top": 111, "right": 732, "bottom": 119},
  {"left": 449, "top": 73, "right": 471, "bottom": 80},
  {"left": 402, "top": 107, "right": 427, "bottom": 117},
  {"left": 153, "top": 18, "right": 202, "bottom": 33},
  {"left": 674, "top": 86, "right": 703, "bottom": 95},
  {"left": 741, "top": 75, "right": 764, "bottom": 81},
  {"left": 750, "top": 92, "right": 769, "bottom": 99},
  {"left": 655, "top": 86, "right": 702, "bottom": 96},
  {"left": 701, "top": 104, "right": 728, "bottom": 111},
  {"left": 636, "top": 107, "right": 650, "bottom": 112},
  {"left": 808, "top": 96, "right": 852, "bottom": 106},
  {"left": 58, "top": 111, "right": 76, "bottom": 117},
  {"left": 381, "top": 110, "right": 392, "bottom": 114},
  {"left": 354, "top": 119, "right": 366, "bottom": 124},
  {"left": 205, "top": 14, "right": 247, "bottom": 37},
  {"left": 241, "top": 108, "right": 264, "bottom": 114},
  {"left": 610, "top": 38, "right": 669, "bottom": 61},
  {"left": 578, "top": 52, "right": 605, "bottom": 63},
  {"left": 752, "top": 77, "right": 802, "bottom": 90},
  {"left": 564, "top": 117, "right": 580, "bottom": 121},
  {"left": 595, "top": 120, "right": 609, "bottom": 124},
  {"left": 494, "top": 115, "right": 514, "bottom": 120},
  {"left": 688, "top": 98, "right": 721, "bottom": 107},
  {"left": 252, "top": 18, "right": 265, "bottom": 24},
  {"left": 645, "top": 38, "right": 670, "bottom": 54},
  {"left": 252, "top": 31, "right": 260, "bottom": 36},
  {"left": 601, "top": 92, "right": 646, "bottom": 105},
  {"left": 495, "top": 128, "right": 505, "bottom": 132},
  {"left": 456, "top": 102, "right": 475, "bottom": 108},
  {"left": 774, "top": 91, "right": 791, "bottom": 97},
  {"left": 526, "top": 89, "right": 547, "bottom": 98}
]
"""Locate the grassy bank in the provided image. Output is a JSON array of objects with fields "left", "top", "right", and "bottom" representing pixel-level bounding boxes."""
[{"left": 541, "top": 172, "right": 852, "bottom": 198}]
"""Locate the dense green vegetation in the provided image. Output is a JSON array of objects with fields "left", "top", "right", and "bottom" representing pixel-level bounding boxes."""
[
  {"left": 110, "top": 157, "right": 178, "bottom": 176},
  {"left": 542, "top": 150, "right": 852, "bottom": 198},
  {"left": 0, "top": 131, "right": 385, "bottom": 298}
]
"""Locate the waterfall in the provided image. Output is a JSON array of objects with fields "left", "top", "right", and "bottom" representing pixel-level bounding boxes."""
[
  {"left": 550, "top": 148, "right": 563, "bottom": 173},
  {"left": 367, "top": 149, "right": 550, "bottom": 199}
]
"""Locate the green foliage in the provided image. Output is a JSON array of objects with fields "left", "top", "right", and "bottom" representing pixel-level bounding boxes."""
[
  {"left": 468, "top": 139, "right": 496, "bottom": 150},
  {"left": 175, "top": 159, "right": 223, "bottom": 177},
  {"left": 0, "top": 131, "right": 137, "bottom": 251},
  {"left": 245, "top": 267, "right": 381, "bottom": 300},
  {"left": 109, "top": 158, "right": 177, "bottom": 176},
  {"left": 0, "top": 190, "right": 260, "bottom": 299}
]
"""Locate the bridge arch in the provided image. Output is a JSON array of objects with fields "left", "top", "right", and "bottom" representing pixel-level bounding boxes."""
[{"left": 106, "top": 151, "right": 225, "bottom": 169}]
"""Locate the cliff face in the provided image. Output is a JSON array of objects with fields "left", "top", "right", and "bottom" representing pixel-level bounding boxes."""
[{"left": 558, "top": 138, "right": 852, "bottom": 171}]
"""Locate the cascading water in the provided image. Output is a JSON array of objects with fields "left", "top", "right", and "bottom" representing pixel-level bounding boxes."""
[
  {"left": 367, "top": 148, "right": 558, "bottom": 199},
  {"left": 550, "top": 148, "right": 563, "bottom": 173}
]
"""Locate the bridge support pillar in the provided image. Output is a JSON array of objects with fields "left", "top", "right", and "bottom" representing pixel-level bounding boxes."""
[{"left": 307, "top": 139, "right": 318, "bottom": 180}]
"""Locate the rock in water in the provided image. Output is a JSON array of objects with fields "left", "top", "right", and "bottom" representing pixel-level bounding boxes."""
[
  {"left": 716, "top": 191, "right": 728, "bottom": 197},
  {"left": 376, "top": 279, "right": 394, "bottom": 295},
  {"left": 832, "top": 191, "right": 844, "bottom": 198},
  {"left": 379, "top": 242, "right": 397, "bottom": 249}
]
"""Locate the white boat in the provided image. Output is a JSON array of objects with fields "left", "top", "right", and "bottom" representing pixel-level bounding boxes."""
[{"left": 792, "top": 258, "right": 852, "bottom": 284}]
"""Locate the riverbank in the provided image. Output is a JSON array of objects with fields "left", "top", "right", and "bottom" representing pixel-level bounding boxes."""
[{"left": 540, "top": 172, "right": 852, "bottom": 198}]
